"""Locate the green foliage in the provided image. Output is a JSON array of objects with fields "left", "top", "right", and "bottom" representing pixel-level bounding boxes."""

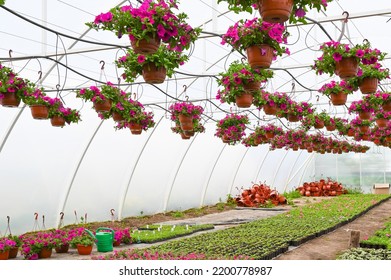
[
  {"left": 337, "top": 248, "right": 391, "bottom": 260},
  {"left": 170, "top": 211, "right": 184, "bottom": 218}
]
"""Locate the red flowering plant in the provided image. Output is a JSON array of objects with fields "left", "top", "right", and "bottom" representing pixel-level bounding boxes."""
[
  {"left": 374, "top": 109, "right": 391, "bottom": 121},
  {"left": 76, "top": 83, "right": 120, "bottom": 104},
  {"left": 350, "top": 116, "right": 373, "bottom": 128},
  {"left": 263, "top": 91, "right": 292, "bottom": 112},
  {"left": 318, "top": 80, "right": 354, "bottom": 97},
  {"left": 281, "top": 100, "right": 313, "bottom": 119},
  {"left": 22, "top": 87, "right": 53, "bottom": 106},
  {"left": 348, "top": 99, "right": 374, "bottom": 114},
  {"left": 0, "top": 237, "right": 16, "bottom": 253},
  {"left": 215, "top": 113, "right": 249, "bottom": 145},
  {"left": 216, "top": 61, "right": 273, "bottom": 105},
  {"left": 366, "top": 91, "right": 391, "bottom": 107},
  {"left": 0, "top": 63, "right": 34, "bottom": 104},
  {"left": 169, "top": 101, "right": 204, "bottom": 121},
  {"left": 48, "top": 98, "right": 81, "bottom": 124},
  {"left": 86, "top": 0, "right": 201, "bottom": 53},
  {"left": 313, "top": 40, "right": 386, "bottom": 77},
  {"left": 262, "top": 123, "right": 284, "bottom": 135},
  {"left": 221, "top": 17, "right": 289, "bottom": 57},
  {"left": 20, "top": 232, "right": 56, "bottom": 260},
  {"left": 116, "top": 45, "right": 188, "bottom": 83}
]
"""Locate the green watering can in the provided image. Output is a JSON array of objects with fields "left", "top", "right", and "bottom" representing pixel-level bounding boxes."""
[{"left": 85, "top": 227, "right": 115, "bottom": 252}]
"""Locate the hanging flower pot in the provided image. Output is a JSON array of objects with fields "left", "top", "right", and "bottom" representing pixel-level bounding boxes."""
[
  {"left": 142, "top": 63, "right": 166, "bottom": 84},
  {"left": 314, "top": 121, "right": 325, "bottom": 129},
  {"left": 358, "top": 111, "right": 371, "bottom": 120},
  {"left": 326, "top": 124, "right": 336, "bottom": 131},
  {"left": 183, "top": 130, "right": 195, "bottom": 137},
  {"left": 376, "top": 118, "right": 388, "bottom": 128},
  {"left": 359, "top": 125, "right": 370, "bottom": 134},
  {"left": 129, "top": 122, "right": 142, "bottom": 135},
  {"left": 330, "top": 92, "right": 348, "bottom": 106},
  {"left": 93, "top": 99, "right": 112, "bottom": 113},
  {"left": 0, "top": 250, "right": 9, "bottom": 260},
  {"left": 335, "top": 57, "right": 359, "bottom": 79},
  {"left": 287, "top": 114, "right": 300, "bottom": 122},
  {"left": 178, "top": 114, "right": 194, "bottom": 132},
  {"left": 112, "top": 111, "right": 125, "bottom": 122},
  {"left": 361, "top": 134, "right": 370, "bottom": 141},
  {"left": 50, "top": 115, "right": 66, "bottom": 127},
  {"left": 181, "top": 133, "right": 191, "bottom": 140},
  {"left": 347, "top": 129, "right": 355, "bottom": 137},
  {"left": 235, "top": 92, "right": 253, "bottom": 108},
  {"left": 359, "top": 77, "right": 378, "bottom": 94},
  {"left": 30, "top": 104, "right": 49, "bottom": 120},
  {"left": 258, "top": 0, "right": 294, "bottom": 23},
  {"left": 265, "top": 131, "right": 274, "bottom": 139},
  {"left": 7, "top": 247, "right": 18, "bottom": 259},
  {"left": 130, "top": 36, "right": 161, "bottom": 55},
  {"left": 246, "top": 44, "right": 274, "bottom": 69},
  {"left": 222, "top": 134, "right": 231, "bottom": 143},
  {"left": 0, "top": 92, "right": 21, "bottom": 107},
  {"left": 263, "top": 103, "right": 278, "bottom": 115},
  {"left": 382, "top": 102, "right": 391, "bottom": 112},
  {"left": 243, "top": 81, "right": 261, "bottom": 91},
  {"left": 386, "top": 136, "right": 391, "bottom": 142}
]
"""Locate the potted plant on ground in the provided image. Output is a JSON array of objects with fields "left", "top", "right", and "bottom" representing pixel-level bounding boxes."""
[
  {"left": 347, "top": 63, "right": 390, "bottom": 94},
  {"left": 216, "top": 61, "right": 273, "bottom": 108},
  {"left": 169, "top": 101, "right": 204, "bottom": 133},
  {"left": 87, "top": 0, "right": 201, "bottom": 54},
  {"left": 221, "top": 17, "right": 289, "bottom": 69},
  {"left": 215, "top": 113, "right": 249, "bottom": 145},
  {"left": 116, "top": 45, "right": 188, "bottom": 84},
  {"left": 5, "top": 235, "right": 21, "bottom": 259},
  {"left": 20, "top": 232, "right": 55, "bottom": 260},
  {"left": 70, "top": 234, "right": 96, "bottom": 255},
  {"left": 318, "top": 80, "right": 354, "bottom": 106},
  {"left": 313, "top": 40, "right": 386, "bottom": 79},
  {"left": 0, "top": 237, "right": 16, "bottom": 260}
]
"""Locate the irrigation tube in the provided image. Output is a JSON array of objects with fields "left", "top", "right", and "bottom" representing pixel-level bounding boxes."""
[{"left": 118, "top": 115, "right": 164, "bottom": 220}]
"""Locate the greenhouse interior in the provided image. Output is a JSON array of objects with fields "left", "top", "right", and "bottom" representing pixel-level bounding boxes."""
[{"left": 0, "top": 0, "right": 391, "bottom": 261}]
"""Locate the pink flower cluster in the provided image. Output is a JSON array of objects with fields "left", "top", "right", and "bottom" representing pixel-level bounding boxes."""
[
  {"left": 318, "top": 80, "right": 354, "bottom": 96},
  {"left": 348, "top": 99, "right": 374, "bottom": 114},
  {"left": 215, "top": 114, "right": 249, "bottom": 145},
  {"left": 169, "top": 101, "right": 204, "bottom": 120}
]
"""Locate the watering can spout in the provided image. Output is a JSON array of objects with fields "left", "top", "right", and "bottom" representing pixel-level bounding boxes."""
[{"left": 84, "top": 227, "right": 115, "bottom": 252}]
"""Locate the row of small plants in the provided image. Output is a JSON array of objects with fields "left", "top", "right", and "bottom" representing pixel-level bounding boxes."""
[
  {"left": 130, "top": 224, "right": 214, "bottom": 244},
  {"left": 359, "top": 220, "right": 391, "bottom": 249},
  {"left": 98, "top": 194, "right": 390, "bottom": 260}
]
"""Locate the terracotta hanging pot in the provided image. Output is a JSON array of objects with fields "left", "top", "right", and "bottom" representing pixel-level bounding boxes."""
[
  {"left": 183, "top": 130, "right": 195, "bottom": 137},
  {"left": 258, "top": 0, "right": 294, "bottom": 23},
  {"left": 222, "top": 134, "right": 231, "bottom": 143},
  {"left": 30, "top": 104, "right": 49, "bottom": 119},
  {"left": 235, "top": 92, "right": 253, "bottom": 108},
  {"left": 263, "top": 103, "right": 278, "bottom": 115},
  {"left": 347, "top": 129, "right": 355, "bottom": 137},
  {"left": 326, "top": 124, "right": 336, "bottom": 131},
  {"left": 314, "top": 121, "right": 325, "bottom": 129},
  {"left": 292, "top": 145, "right": 299, "bottom": 151},
  {"left": 330, "top": 92, "right": 348, "bottom": 106},
  {"left": 287, "top": 114, "right": 300, "bottom": 122},
  {"left": 386, "top": 136, "right": 391, "bottom": 142},
  {"left": 358, "top": 111, "right": 372, "bottom": 120},
  {"left": 382, "top": 102, "right": 391, "bottom": 112},
  {"left": 0, "top": 250, "right": 9, "bottom": 260},
  {"left": 335, "top": 57, "right": 358, "bottom": 79},
  {"left": 246, "top": 44, "right": 274, "bottom": 69},
  {"left": 359, "top": 77, "right": 378, "bottom": 94},
  {"left": 359, "top": 125, "right": 370, "bottom": 134},
  {"left": 93, "top": 99, "right": 112, "bottom": 113},
  {"left": 0, "top": 92, "right": 21, "bottom": 107},
  {"left": 178, "top": 114, "right": 193, "bottom": 131},
  {"left": 76, "top": 244, "right": 93, "bottom": 255},
  {"left": 243, "top": 81, "right": 261, "bottom": 91},
  {"left": 376, "top": 118, "right": 388, "bottom": 128},
  {"left": 112, "top": 111, "right": 125, "bottom": 122},
  {"left": 38, "top": 247, "right": 52, "bottom": 259},
  {"left": 129, "top": 122, "right": 142, "bottom": 135},
  {"left": 130, "top": 36, "right": 161, "bottom": 55},
  {"left": 361, "top": 134, "right": 370, "bottom": 141},
  {"left": 180, "top": 133, "right": 191, "bottom": 140},
  {"left": 265, "top": 131, "right": 274, "bottom": 139},
  {"left": 142, "top": 63, "right": 166, "bottom": 84},
  {"left": 51, "top": 115, "right": 66, "bottom": 127}
]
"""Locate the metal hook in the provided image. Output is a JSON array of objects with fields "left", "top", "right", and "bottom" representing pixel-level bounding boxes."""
[
  {"left": 100, "top": 60, "right": 105, "bottom": 70},
  {"left": 110, "top": 209, "right": 115, "bottom": 216},
  {"left": 7, "top": 216, "right": 10, "bottom": 224},
  {"left": 38, "top": 71, "right": 42, "bottom": 80},
  {"left": 8, "top": 49, "right": 12, "bottom": 58},
  {"left": 316, "top": 95, "right": 320, "bottom": 102},
  {"left": 133, "top": 92, "right": 137, "bottom": 100},
  {"left": 60, "top": 212, "right": 64, "bottom": 219},
  {"left": 34, "top": 213, "right": 38, "bottom": 220},
  {"left": 185, "top": 95, "right": 189, "bottom": 102},
  {"left": 56, "top": 84, "right": 60, "bottom": 92},
  {"left": 342, "top": 11, "right": 349, "bottom": 23}
]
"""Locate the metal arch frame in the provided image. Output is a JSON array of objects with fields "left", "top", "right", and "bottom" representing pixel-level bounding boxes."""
[
  {"left": 199, "top": 144, "right": 227, "bottom": 207},
  {"left": 271, "top": 150, "right": 289, "bottom": 187},
  {"left": 253, "top": 148, "right": 270, "bottom": 183},
  {"left": 56, "top": 120, "right": 104, "bottom": 227},
  {"left": 298, "top": 153, "right": 316, "bottom": 187},
  {"left": 228, "top": 148, "right": 250, "bottom": 195},
  {"left": 163, "top": 126, "right": 201, "bottom": 212},
  {"left": 0, "top": 105, "right": 26, "bottom": 154},
  {"left": 117, "top": 115, "right": 164, "bottom": 220},
  {"left": 283, "top": 150, "right": 305, "bottom": 190},
  {"left": 284, "top": 153, "right": 315, "bottom": 192}
]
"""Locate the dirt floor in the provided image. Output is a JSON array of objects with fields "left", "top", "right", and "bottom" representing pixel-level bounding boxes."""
[{"left": 34, "top": 196, "right": 391, "bottom": 260}]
